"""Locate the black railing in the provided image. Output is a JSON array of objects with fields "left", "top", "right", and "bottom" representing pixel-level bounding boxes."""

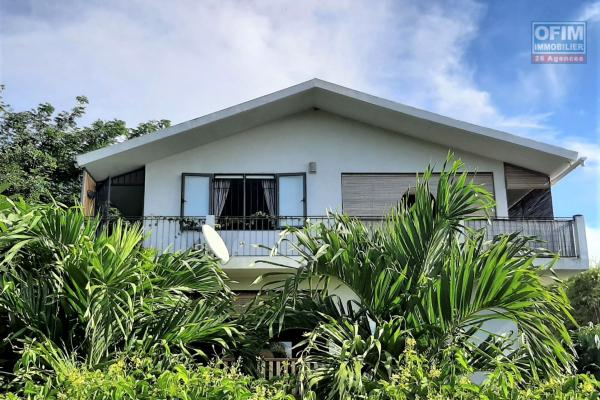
[
  {"left": 141, "top": 216, "right": 207, "bottom": 252},
  {"left": 103, "top": 216, "right": 579, "bottom": 258}
]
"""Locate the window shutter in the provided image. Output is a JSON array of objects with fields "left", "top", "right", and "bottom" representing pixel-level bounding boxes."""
[
  {"left": 182, "top": 175, "right": 210, "bottom": 216},
  {"left": 342, "top": 172, "right": 495, "bottom": 217},
  {"left": 342, "top": 174, "right": 416, "bottom": 216}
]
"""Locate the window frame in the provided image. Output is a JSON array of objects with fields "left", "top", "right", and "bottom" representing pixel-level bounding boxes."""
[
  {"left": 180, "top": 173, "right": 213, "bottom": 217},
  {"left": 180, "top": 172, "right": 307, "bottom": 218}
]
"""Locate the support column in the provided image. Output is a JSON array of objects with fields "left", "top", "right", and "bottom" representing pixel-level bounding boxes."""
[{"left": 573, "top": 214, "right": 589, "bottom": 267}]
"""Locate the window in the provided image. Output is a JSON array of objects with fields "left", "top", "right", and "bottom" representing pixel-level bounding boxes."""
[
  {"left": 181, "top": 173, "right": 305, "bottom": 221},
  {"left": 181, "top": 175, "right": 210, "bottom": 216},
  {"left": 216, "top": 175, "right": 276, "bottom": 217},
  {"left": 342, "top": 172, "right": 494, "bottom": 216}
]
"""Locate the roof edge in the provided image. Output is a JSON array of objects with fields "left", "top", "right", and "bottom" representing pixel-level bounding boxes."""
[
  {"left": 76, "top": 79, "right": 323, "bottom": 167},
  {"left": 76, "top": 78, "right": 579, "bottom": 168},
  {"left": 310, "top": 79, "right": 578, "bottom": 161}
]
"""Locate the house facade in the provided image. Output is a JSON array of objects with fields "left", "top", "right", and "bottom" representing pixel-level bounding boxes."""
[{"left": 77, "top": 79, "right": 589, "bottom": 293}]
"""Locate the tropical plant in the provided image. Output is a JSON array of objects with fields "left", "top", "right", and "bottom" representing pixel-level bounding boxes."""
[
  {"left": 566, "top": 266, "right": 600, "bottom": 326},
  {"left": 361, "top": 339, "right": 598, "bottom": 400},
  {"left": 253, "top": 157, "right": 576, "bottom": 399},
  {"left": 0, "top": 340, "right": 294, "bottom": 400},
  {"left": 573, "top": 323, "right": 600, "bottom": 379},
  {"left": 0, "top": 194, "right": 238, "bottom": 384}
]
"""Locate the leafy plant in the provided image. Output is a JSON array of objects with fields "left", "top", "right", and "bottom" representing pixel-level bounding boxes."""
[
  {"left": 565, "top": 267, "right": 600, "bottom": 326},
  {"left": 574, "top": 324, "right": 600, "bottom": 379},
  {"left": 362, "top": 339, "right": 598, "bottom": 400},
  {"left": 254, "top": 157, "right": 576, "bottom": 399},
  {"left": 0, "top": 340, "right": 294, "bottom": 400},
  {"left": 0, "top": 87, "right": 170, "bottom": 204},
  {"left": 0, "top": 194, "right": 237, "bottom": 375}
]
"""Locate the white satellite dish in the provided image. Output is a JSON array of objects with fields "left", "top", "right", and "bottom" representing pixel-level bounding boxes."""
[{"left": 202, "top": 224, "right": 230, "bottom": 264}]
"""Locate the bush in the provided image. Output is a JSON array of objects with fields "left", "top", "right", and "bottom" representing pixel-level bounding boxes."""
[
  {"left": 574, "top": 324, "right": 600, "bottom": 378},
  {"left": 363, "top": 340, "right": 599, "bottom": 399},
  {"left": 565, "top": 267, "right": 600, "bottom": 326},
  {"left": 0, "top": 346, "right": 294, "bottom": 400}
]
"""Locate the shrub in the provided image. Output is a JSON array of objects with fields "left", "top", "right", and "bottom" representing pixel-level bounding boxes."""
[
  {"left": 0, "top": 344, "right": 294, "bottom": 400},
  {"left": 574, "top": 324, "right": 600, "bottom": 378},
  {"left": 565, "top": 267, "right": 600, "bottom": 326},
  {"left": 362, "top": 340, "right": 600, "bottom": 399}
]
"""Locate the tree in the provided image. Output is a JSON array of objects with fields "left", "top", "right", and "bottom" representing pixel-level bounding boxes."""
[
  {"left": 254, "top": 157, "right": 575, "bottom": 399},
  {"left": 0, "top": 86, "right": 170, "bottom": 204}
]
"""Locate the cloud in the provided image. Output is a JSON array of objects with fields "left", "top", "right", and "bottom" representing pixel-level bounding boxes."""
[
  {"left": 0, "top": 0, "right": 550, "bottom": 135},
  {"left": 579, "top": 1, "right": 600, "bottom": 21}
]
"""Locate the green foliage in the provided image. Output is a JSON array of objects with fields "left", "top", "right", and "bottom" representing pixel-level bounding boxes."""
[
  {"left": 0, "top": 341, "right": 293, "bottom": 400},
  {"left": 574, "top": 324, "right": 600, "bottom": 378},
  {"left": 363, "top": 340, "right": 599, "bottom": 400},
  {"left": 254, "top": 156, "right": 577, "bottom": 399},
  {"left": 0, "top": 86, "right": 170, "bottom": 204},
  {"left": 566, "top": 267, "right": 600, "bottom": 326},
  {"left": 0, "top": 194, "right": 237, "bottom": 372}
]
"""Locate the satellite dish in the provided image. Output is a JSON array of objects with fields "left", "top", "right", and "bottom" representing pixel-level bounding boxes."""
[{"left": 202, "top": 224, "right": 230, "bottom": 264}]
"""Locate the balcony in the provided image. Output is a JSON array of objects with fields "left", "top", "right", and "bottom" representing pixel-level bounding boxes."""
[{"left": 122, "top": 215, "right": 587, "bottom": 269}]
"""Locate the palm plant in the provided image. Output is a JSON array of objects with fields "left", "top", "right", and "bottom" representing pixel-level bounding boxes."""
[
  {"left": 0, "top": 194, "right": 238, "bottom": 375},
  {"left": 253, "top": 157, "right": 575, "bottom": 399}
]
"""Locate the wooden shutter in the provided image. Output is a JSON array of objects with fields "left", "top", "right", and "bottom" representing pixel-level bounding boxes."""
[
  {"left": 504, "top": 164, "right": 549, "bottom": 190},
  {"left": 342, "top": 174, "right": 416, "bottom": 216},
  {"left": 342, "top": 172, "right": 495, "bottom": 217},
  {"left": 471, "top": 173, "right": 494, "bottom": 194},
  {"left": 469, "top": 172, "right": 495, "bottom": 216},
  {"left": 81, "top": 170, "right": 96, "bottom": 217}
]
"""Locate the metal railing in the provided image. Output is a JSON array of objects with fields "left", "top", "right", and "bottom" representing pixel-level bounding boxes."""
[
  {"left": 465, "top": 218, "right": 578, "bottom": 257},
  {"left": 105, "top": 215, "right": 579, "bottom": 258}
]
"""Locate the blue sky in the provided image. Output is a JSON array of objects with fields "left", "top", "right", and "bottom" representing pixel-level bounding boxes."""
[{"left": 1, "top": 0, "right": 599, "bottom": 258}]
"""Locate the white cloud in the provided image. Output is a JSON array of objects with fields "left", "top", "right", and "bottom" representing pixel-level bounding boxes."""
[
  {"left": 0, "top": 0, "right": 550, "bottom": 135},
  {"left": 579, "top": 1, "right": 600, "bottom": 21}
]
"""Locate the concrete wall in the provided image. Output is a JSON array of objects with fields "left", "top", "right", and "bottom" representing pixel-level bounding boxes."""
[{"left": 144, "top": 110, "right": 508, "bottom": 217}]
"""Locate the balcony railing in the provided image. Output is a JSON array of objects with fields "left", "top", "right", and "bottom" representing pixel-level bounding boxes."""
[
  {"left": 109, "top": 215, "right": 580, "bottom": 258},
  {"left": 465, "top": 218, "right": 578, "bottom": 258}
]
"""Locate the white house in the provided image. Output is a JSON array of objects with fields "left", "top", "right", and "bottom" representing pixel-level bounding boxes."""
[{"left": 76, "top": 79, "right": 589, "bottom": 294}]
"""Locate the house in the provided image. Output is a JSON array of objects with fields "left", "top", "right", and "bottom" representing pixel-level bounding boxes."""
[{"left": 76, "top": 79, "right": 589, "bottom": 297}]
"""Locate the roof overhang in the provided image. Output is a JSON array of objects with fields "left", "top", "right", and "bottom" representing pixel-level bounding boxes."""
[{"left": 77, "top": 79, "right": 582, "bottom": 183}]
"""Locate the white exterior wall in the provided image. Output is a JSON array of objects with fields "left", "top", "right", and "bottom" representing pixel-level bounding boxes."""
[{"left": 144, "top": 110, "right": 508, "bottom": 217}]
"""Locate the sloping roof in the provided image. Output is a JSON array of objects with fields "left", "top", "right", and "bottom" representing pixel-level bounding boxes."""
[{"left": 77, "top": 78, "right": 582, "bottom": 182}]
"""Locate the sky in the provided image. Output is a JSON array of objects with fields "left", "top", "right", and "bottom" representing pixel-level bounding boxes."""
[{"left": 0, "top": 0, "right": 599, "bottom": 259}]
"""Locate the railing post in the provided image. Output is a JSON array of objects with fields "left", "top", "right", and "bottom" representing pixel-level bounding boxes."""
[{"left": 573, "top": 215, "right": 589, "bottom": 267}]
